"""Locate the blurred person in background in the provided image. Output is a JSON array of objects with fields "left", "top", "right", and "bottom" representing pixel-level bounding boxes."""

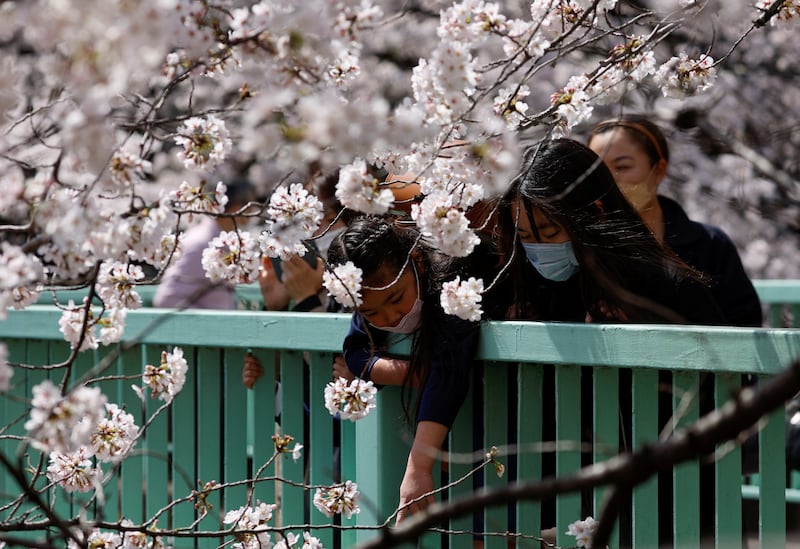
[{"left": 587, "top": 114, "right": 762, "bottom": 327}]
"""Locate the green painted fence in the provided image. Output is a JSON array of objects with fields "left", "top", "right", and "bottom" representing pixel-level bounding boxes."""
[{"left": 2, "top": 281, "right": 800, "bottom": 548}]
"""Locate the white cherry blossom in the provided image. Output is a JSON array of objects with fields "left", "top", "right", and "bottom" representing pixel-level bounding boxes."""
[
  {"left": 46, "top": 447, "right": 102, "bottom": 493},
  {"left": 322, "top": 262, "right": 363, "bottom": 308},
  {"left": 313, "top": 480, "right": 361, "bottom": 518},
  {"left": 440, "top": 276, "right": 484, "bottom": 321},
  {"left": 324, "top": 377, "right": 377, "bottom": 421}
]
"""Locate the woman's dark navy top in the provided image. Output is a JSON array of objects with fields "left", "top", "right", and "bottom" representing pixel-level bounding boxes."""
[{"left": 659, "top": 196, "right": 762, "bottom": 327}]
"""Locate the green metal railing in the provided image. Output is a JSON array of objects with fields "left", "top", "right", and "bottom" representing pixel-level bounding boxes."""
[{"left": 2, "top": 281, "right": 800, "bottom": 548}]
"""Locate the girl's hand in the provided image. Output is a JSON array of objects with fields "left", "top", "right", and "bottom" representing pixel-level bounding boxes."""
[
  {"left": 333, "top": 355, "right": 354, "bottom": 381},
  {"left": 394, "top": 421, "right": 448, "bottom": 525},
  {"left": 395, "top": 466, "right": 434, "bottom": 524}
]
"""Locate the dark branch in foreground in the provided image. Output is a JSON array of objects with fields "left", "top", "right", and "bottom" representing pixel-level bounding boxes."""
[{"left": 355, "top": 357, "right": 800, "bottom": 549}]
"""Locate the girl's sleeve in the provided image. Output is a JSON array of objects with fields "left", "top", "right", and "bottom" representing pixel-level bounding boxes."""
[
  {"left": 416, "top": 316, "right": 480, "bottom": 428},
  {"left": 342, "top": 313, "right": 383, "bottom": 381}
]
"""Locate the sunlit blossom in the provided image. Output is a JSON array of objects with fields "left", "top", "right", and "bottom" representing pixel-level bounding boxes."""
[
  {"left": 224, "top": 501, "right": 277, "bottom": 549},
  {"left": 323, "top": 377, "right": 377, "bottom": 421},
  {"left": 137, "top": 347, "right": 189, "bottom": 403},
  {"left": 313, "top": 480, "right": 361, "bottom": 518},
  {"left": 202, "top": 230, "right": 261, "bottom": 286},
  {"left": 97, "top": 261, "right": 145, "bottom": 309},
  {"left": 653, "top": 52, "right": 717, "bottom": 98},
  {"left": 440, "top": 276, "right": 484, "bottom": 321},
  {"left": 25, "top": 380, "right": 108, "bottom": 454},
  {"left": 336, "top": 159, "right": 394, "bottom": 215},
  {"left": 46, "top": 446, "right": 102, "bottom": 493},
  {"left": 174, "top": 115, "right": 232, "bottom": 171},
  {"left": 91, "top": 402, "right": 139, "bottom": 462},
  {"left": 322, "top": 262, "right": 363, "bottom": 308}
]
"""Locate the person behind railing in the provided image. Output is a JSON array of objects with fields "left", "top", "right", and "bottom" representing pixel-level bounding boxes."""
[
  {"left": 494, "top": 137, "right": 728, "bottom": 546},
  {"left": 586, "top": 114, "right": 762, "bottom": 327},
  {"left": 154, "top": 177, "right": 257, "bottom": 310},
  {"left": 495, "top": 137, "right": 726, "bottom": 325},
  {"left": 327, "top": 215, "right": 500, "bottom": 524},
  {"left": 257, "top": 169, "right": 354, "bottom": 314},
  {"left": 244, "top": 170, "right": 355, "bottom": 391}
]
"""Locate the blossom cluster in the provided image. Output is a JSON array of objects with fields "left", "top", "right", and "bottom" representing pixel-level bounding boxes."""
[
  {"left": 25, "top": 380, "right": 108, "bottom": 454},
  {"left": 323, "top": 377, "right": 377, "bottom": 421},
  {"left": 259, "top": 183, "right": 324, "bottom": 260},
  {"left": 223, "top": 501, "right": 278, "bottom": 549},
  {"left": 134, "top": 347, "right": 190, "bottom": 403},
  {"left": 440, "top": 276, "right": 484, "bottom": 322},
  {"left": 202, "top": 230, "right": 261, "bottom": 286},
  {"left": 174, "top": 115, "right": 232, "bottom": 172},
  {"left": 322, "top": 262, "right": 363, "bottom": 308},
  {"left": 313, "top": 480, "right": 361, "bottom": 519},
  {"left": 566, "top": 516, "right": 598, "bottom": 548},
  {"left": 65, "top": 521, "right": 168, "bottom": 549},
  {"left": 30, "top": 388, "right": 140, "bottom": 493}
]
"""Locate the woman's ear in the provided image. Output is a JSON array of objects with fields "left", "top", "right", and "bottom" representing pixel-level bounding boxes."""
[{"left": 653, "top": 159, "right": 668, "bottom": 184}]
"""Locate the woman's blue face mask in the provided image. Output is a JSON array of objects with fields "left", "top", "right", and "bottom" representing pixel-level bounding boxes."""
[{"left": 521, "top": 241, "right": 580, "bottom": 281}]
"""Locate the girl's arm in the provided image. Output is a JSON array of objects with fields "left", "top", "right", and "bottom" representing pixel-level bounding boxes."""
[
  {"left": 333, "top": 354, "right": 409, "bottom": 385},
  {"left": 395, "top": 420, "right": 448, "bottom": 524}
]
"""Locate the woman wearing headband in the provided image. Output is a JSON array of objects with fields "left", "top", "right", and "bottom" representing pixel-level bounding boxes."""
[{"left": 587, "top": 114, "right": 762, "bottom": 327}]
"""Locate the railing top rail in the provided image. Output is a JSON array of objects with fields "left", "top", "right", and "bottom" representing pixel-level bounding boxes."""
[
  {"left": 753, "top": 279, "right": 800, "bottom": 303},
  {"left": 3, "top": 306, "right": 799, "bottom": 375}
]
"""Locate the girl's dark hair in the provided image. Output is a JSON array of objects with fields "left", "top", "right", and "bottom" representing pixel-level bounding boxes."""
[
  {"left": 498, "top": 138, "right": 704, "bottom": 322},
  {"left": 328, "top": 215, "right": 472, "bottom": 423},
  {"left": 327, "top": 215, "right": 418, "bottom": 287},
  {"left": 588, "top": 114, "right": 670, "bottom": 165}
]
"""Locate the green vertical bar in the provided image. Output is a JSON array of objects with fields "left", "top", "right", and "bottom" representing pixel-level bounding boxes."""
[
  {"left": 449, "top": 376, "right": 474, "bottom": 549},
  {"left": 554, "top": 364, "right": 581, "bottom": 548},
  {"left": 759, "top": 407, "right": 786, "bottom": 548},
  {"left": 139, "top": 346, "right": 169, "bottom": 529},
  {"left": 768, "top": 304, "right": 782, "bottom": 328},
  {"left": 99, "top": 345, "right": 127, "bottom": 524},
  {"left": 483, "top": 362, "right": 508, "bottom": 549},
  {"left": 278, "top": 350, "right": 305, "bottom": 526},
  {"left": 714, "top": 374, "right": 742, "bottom": 549},
  {"left": 672, "top": 371, "right": 700, "bottom": 546},
  {"left": 170, "top": 345, "right": 197, "bottom": 535},
  {"left": 27, "top": 341, "right": 51, "bottom": 519},
  {"left": 92, "top": 346, "right": 120, "bottom": 524},
  {"left": 251, "top": 350, "right": 277, "bottom": 507},
  {"left": 307, "top": 351, "right": 335, "bottom": 548},
  {"left": 222, "top": 348, "right": 251, "bottom": 516},
  {"left": 120, "top": 345, "right": 146, "bottom": 526},
  {"left": 2, "top": 339, "right": 28, "bottom": 523},
  {"left": 631, "top": 368, "right": 659, "bottom": 548},
  {"left": 339, "top": 418, "right": 357, "bottom": 549},
  {"left": 196, "top": 347, "right": 223, "bottom": 548},
  {"left": 792, "top": 304, "right": 800, "bottom": 328},
  {"left": 53, "top": 341, "right": 79, "bottom": 523},
  {"left": 516, "top": 363, "right": 543, "bottom": 548},
  {"left": 352, "top": 387, "right": 409, "bottom": 546},
  {"left": 593, "top": 367, "right": 619, "bottom": 547}
]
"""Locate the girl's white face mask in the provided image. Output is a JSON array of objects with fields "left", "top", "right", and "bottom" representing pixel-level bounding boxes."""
[{"left": 370, "top": 263, "right": 424, "bottom": 334}]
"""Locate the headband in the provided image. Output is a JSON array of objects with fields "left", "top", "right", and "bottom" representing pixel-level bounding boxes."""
[{"left": 594, "top": 120, "right": 666, "bottom": 162}]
